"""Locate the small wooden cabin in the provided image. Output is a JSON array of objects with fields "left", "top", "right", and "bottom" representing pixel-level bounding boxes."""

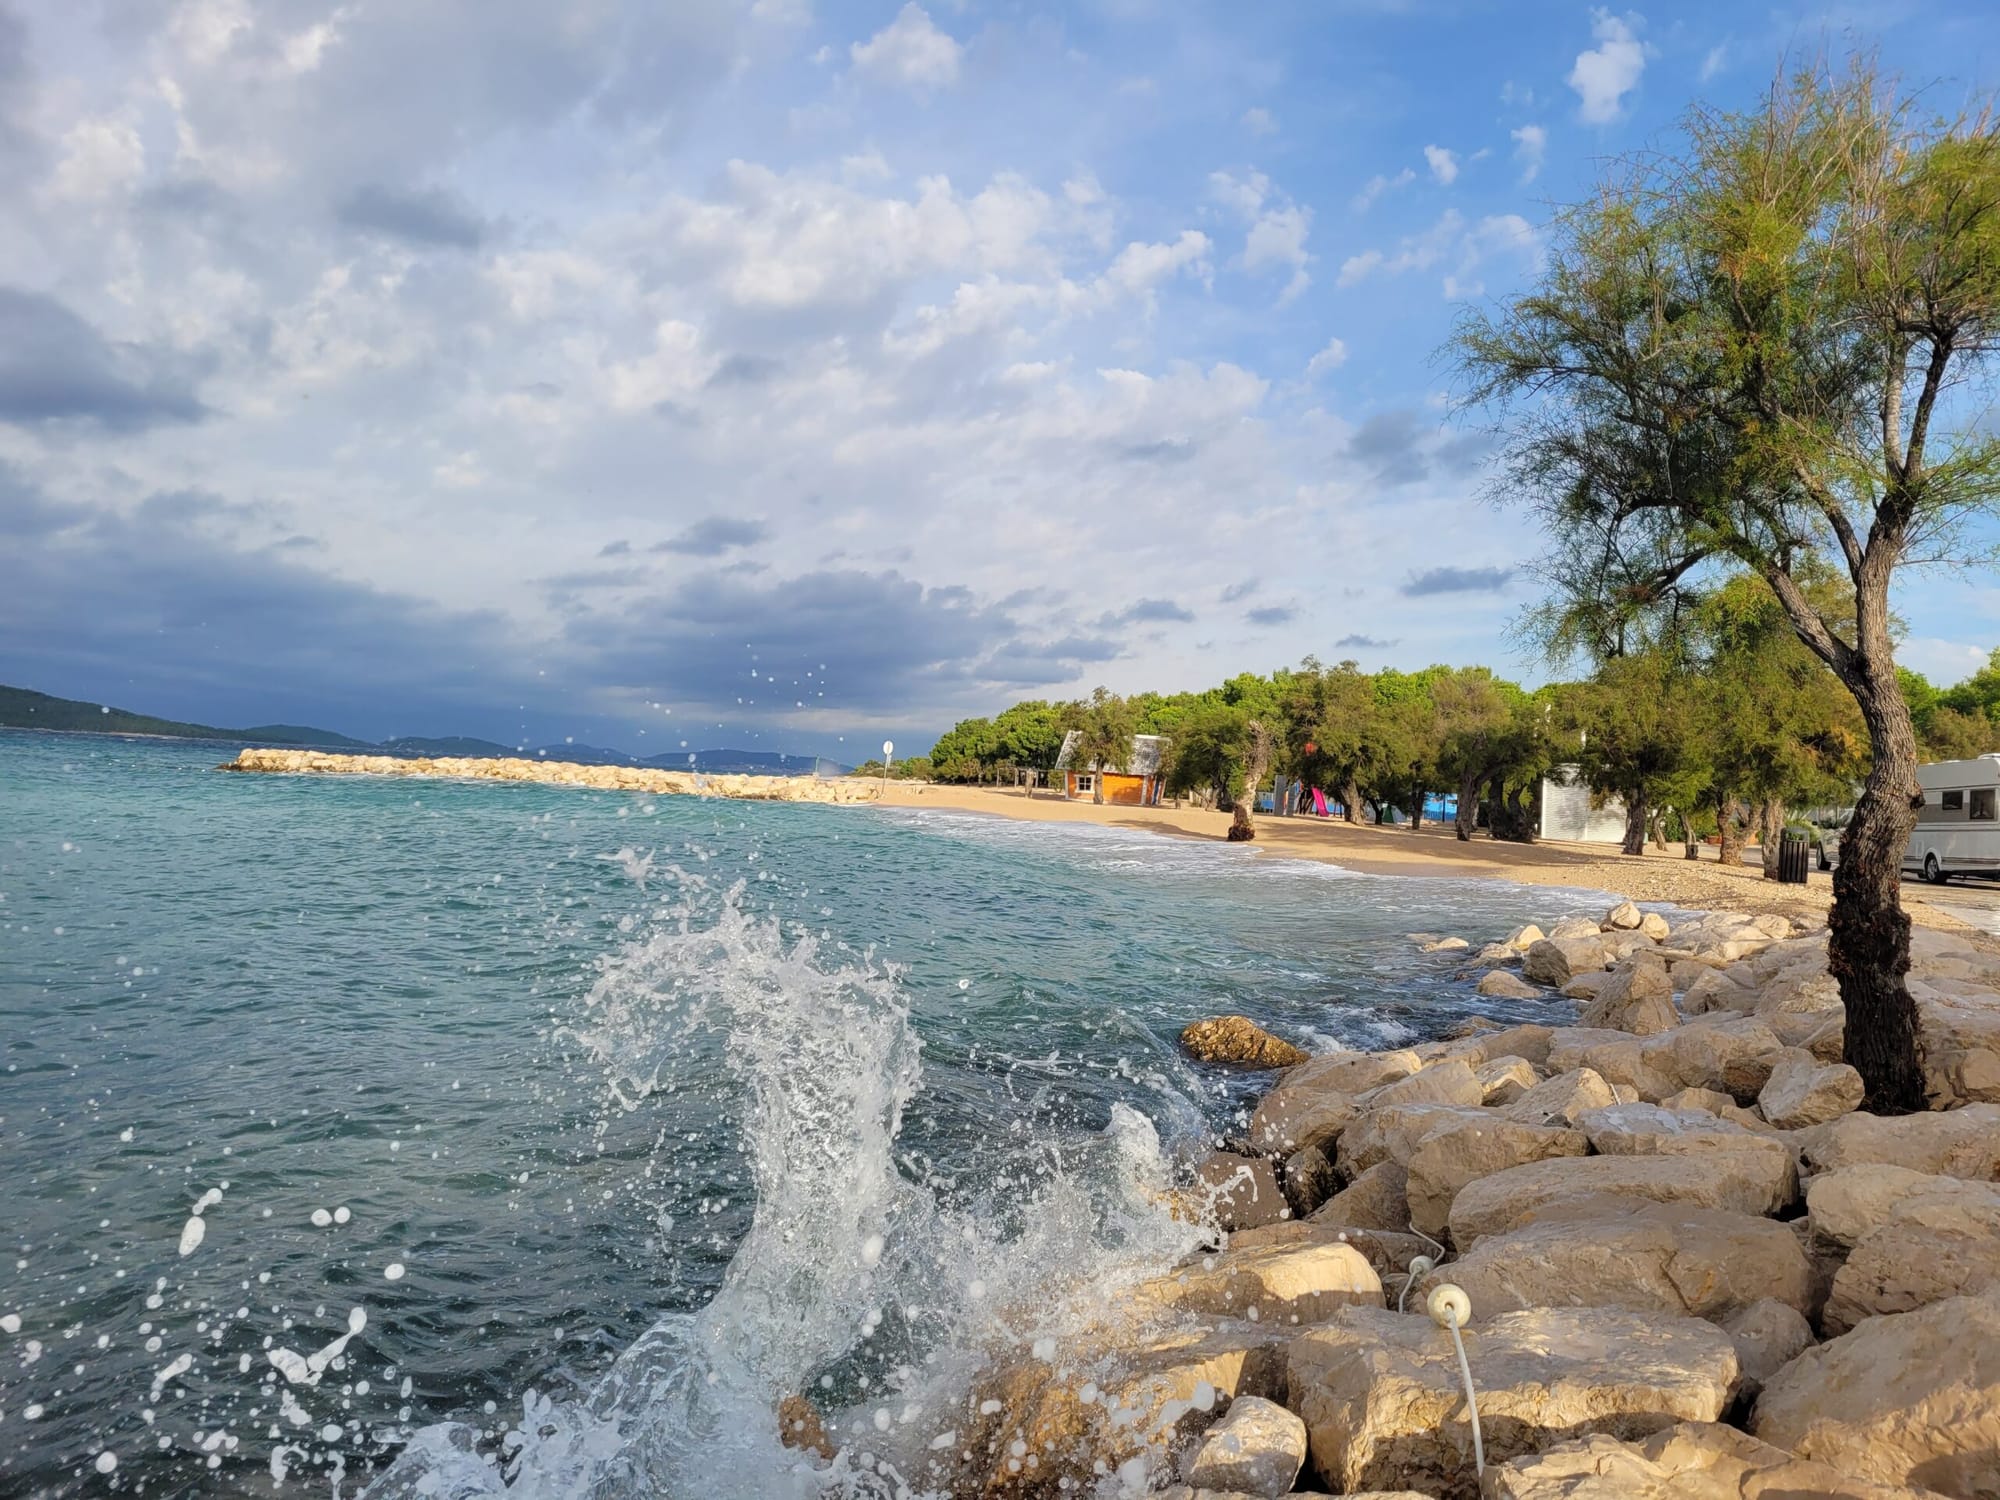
[{"left": 1054, "top": 731, "right": 1169, "bottom": 806}]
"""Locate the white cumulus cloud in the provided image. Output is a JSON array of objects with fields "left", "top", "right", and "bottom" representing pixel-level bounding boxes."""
[
  {"left": 1568, "top": 10, "right": 1646, "bottom": 124},
  {"left": 1510, "top": 123, "right": 1547, "bottom": 183},
  {"left": 850, "top": 4, "right": 961, "bottom": 95},
  {"left": 1305, "top": 337, "right": 1347, "bottom": 378},
  {"left": 1352, "top": 167, "right": 1415, "bottom": 213},
  {"left": 1423, "top": 145, "right": 1459, "bottom": 185}
]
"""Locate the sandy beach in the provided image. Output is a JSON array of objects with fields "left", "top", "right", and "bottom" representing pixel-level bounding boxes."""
[{"left": 875, "top": 781, "right": 1998, "bottom": 939}]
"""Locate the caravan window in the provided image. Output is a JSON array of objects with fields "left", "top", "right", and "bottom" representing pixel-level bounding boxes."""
[
  {"left": 1975, "top": 788, "right": 1997, "bottom": 821},
  {"left": 1942, "top": 790, "right": 1964, "bottom": 812}
]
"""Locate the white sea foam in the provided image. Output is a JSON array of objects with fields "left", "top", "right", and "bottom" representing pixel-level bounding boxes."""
[{"left": 361, "top": 876, "right": 1202, "bottom": 1500}]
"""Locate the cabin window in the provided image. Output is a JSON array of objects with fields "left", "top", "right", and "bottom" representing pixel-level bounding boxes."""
[
  {"left": 1074, "top": 773, "right": 1095, "bottom": 795},
  {"left": 1943, "top": 790, "right": 1965, "bottom": 812},
  {"left": 1975, "top": 788, "right": 1997, "bottom": 821}
]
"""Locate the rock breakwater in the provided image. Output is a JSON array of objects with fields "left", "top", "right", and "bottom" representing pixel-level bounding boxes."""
[{"left": 219, "top": 746, "right": 881, "bottom": 803}]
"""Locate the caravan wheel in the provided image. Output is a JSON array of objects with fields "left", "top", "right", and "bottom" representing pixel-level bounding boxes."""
[{"left": 1924, "top": 852, "right": 1947, "bottom": 886}]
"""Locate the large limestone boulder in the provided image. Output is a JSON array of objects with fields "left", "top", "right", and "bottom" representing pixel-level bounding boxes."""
[
  {"left": 1644, "top": 1017, "right": 1786, "bottom": 1102},
  {"left": 1577, "top": 955, "right": 1679, "bottom": 1035},
  {"left": 1438, "top": 1021, "right": 1555, "bottom": 1069},
  {"left": 1603, "top": 899, "right": 1644, "bottom": 930},
  {"left": 1723, "top": 1299, "right": 1815, "bottom": 1397},
  {"left": 1448, "top": 1149, "right": 1797, "bottom": 1249},
  {"left": 1503, "top": 1067, "right": 1618, "bottom": 1127},
  {"left": 1245, "top": 1050, "right": 1423, "bottom": 1153},
  {"left": 1683, "top": 966, "right": 1757, "bottom": 1016},
  {"left": 1482, "top": 1421, "right": 1938, "bottom": 1500},
  {"left": 1826, "top": 1218, "right": 2000, "bottom": 1334},
  {"left": 1639, "top": 910, "right": 1671, "bottom": 941},
  {"left": 1473, "top": 1056, "right": 1539, "bottom": 1105},
  {"left": 1143, "top": 1240, "right": 1384, "bottom": 1327},
  {"left": 1416, "top": 1196, "right": 1813, "bottom": 1323},
  {"left": 1561, "top": 972, "right": 1611, "bottom": 1002},
  {"left": 1179, "top": 1016, "right": 1311, "bottom": 1070},
  {"left": 1404, "top": 1118, "right": 1590, "bottom": 1240},
  {"left": 1756, "top": 1049, "right": 1863, "bottom": 1129},
  {"left": 1573, "top": 1103, "right": 1786, "bottom": 1168},
  {"left": 1196, "top": 1153, "right": 1289, "bottom": 1231},
  {"left": 1798, "top": 1104, "right": 2000, "bottom": 1180},
  {"left": 1306, "top": 1161, "right": 1410, "bottom": 1233},
  {"left": 1548, "top": 915, "right": 1604, "bottom": 941},
  {"left": 1753, "top": 1291, "right": 2000, "bottom": 1499},
  {"left": 1182, "top": 1394, "right": 1306, "bottom": 1497},
  {"left": 1807, "top": 1165, "right": 2000, "bottom": 1250},
  {"left": 1338, "top": 1103, "right": 1488, "bottom": 1178},
  {"left": 1287, "top": 1305, "right": 1738, "bottom": 1500},
  {"left": 1524, "top": 936, "right": 1609, "bottom": 987},
  {"left": 1917, "top": 986, "right": 2000, "bottom": 1108},
  {"left": 1476, "top": 969, "right": 1545, "bottom": 1001},
  {"left": 934, "top": 1319, "right": 1287, "bottom": 1497},
  {"left": 1279, "top": 1142, "right": 1339, "bottom": 1217},
  {"left": 1367, "top": 1057, "right": 1485, "bottom": 1110},
  {"left": 1504, "top": 923, "right": 1546, "bottom": 951}
]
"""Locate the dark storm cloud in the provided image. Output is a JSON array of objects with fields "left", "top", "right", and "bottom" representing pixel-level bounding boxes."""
[
  {"left": 337, "top": 183, "right": 490, "bottom": 249},
  {"left": 652, "top": 516, "right": 769, "bottom": 556},
  {"left": 1401, "top": 565, "right": 1514, "bottom": 597},
  {"left": 561, "top": 567, "right": 1052, "bottom": 713},
  {"left": 1246, "top": 605, "right": 1297, "bottom": 626},
  {"left": 1343, "top": 408, "right": 1489, "bottom": 488},
  {"left": 1335, "top": 633, "right": 1396, "bottom": 648},
  {"left": 0, "top": 477, "right": 530, "bottom": 736},
  {"left": 0, "top": 288, "right": 206, "bottom": 430}
]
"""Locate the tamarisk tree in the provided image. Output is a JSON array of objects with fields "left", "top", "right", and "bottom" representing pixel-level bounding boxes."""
[{"left": 1456, "top": 62, "right": 2000, "bottom": 1110}]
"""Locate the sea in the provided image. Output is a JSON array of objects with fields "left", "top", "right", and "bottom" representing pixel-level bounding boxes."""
[{"left": 0, "top": 730, "right": 1612, "bottom": 1498}]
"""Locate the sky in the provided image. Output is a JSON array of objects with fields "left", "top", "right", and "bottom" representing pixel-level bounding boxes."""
[{"left": 4, "top": 0, "right": 2000, "bottom": 759}]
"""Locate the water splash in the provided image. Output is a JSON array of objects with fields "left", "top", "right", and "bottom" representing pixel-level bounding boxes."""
[{"left": 362, "top": 875, "right": 1199, "bottom": 1500}]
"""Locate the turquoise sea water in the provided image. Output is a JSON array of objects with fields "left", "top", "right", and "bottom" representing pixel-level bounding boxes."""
[{"left": 0, "top": 730, "right": 1609, "bottom": 1497}]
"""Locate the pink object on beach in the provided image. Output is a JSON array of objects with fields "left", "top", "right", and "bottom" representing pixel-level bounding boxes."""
[{"left": 1311, "top": 787, "right": 1329, "bottom": 817}]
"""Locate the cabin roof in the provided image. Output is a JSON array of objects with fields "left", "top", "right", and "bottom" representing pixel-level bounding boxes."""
[{"left": 1054, "top": 730, "right": 1168, "bottom": 774}]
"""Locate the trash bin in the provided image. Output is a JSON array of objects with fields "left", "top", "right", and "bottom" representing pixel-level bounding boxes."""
[{"left": 1778, "top": 827, "right": 1811, "bottom": 885}]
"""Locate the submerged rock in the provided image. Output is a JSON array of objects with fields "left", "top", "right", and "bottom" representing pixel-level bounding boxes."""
[
  {"left": 1178, "top": 1016, "right": 1311, "bottom": 1070},
  {"left": 1287, "top": 1304, "right": 1738, "bottom": 1500},
  {"left": 1475, "top": 969, "right": 1545, "bottom": 1001}
]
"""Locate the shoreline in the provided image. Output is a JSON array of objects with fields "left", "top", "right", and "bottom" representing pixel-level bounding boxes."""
[{"left": 874, "top": 782, "right": 1994, "bottom": 941}]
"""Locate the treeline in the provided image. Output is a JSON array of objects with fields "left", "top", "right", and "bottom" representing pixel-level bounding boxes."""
[{"left": 921, "top": 581, "right": 2000, "bottom": 856}]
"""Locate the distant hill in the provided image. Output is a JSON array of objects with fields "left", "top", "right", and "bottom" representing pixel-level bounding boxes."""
[
  {"left": 1, "top": 684, "right": 847, "bottom": 772},
  {"left": 0, "top": 685, "right": 356, "bottom": 747}
]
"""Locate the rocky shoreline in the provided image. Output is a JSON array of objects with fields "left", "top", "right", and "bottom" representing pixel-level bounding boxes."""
[
  {"left": 217, "top": 746, "right": 880, "bottom": 803},
  {"left": 874, "top": 900, "right": 2000, "bottom": 1498}
]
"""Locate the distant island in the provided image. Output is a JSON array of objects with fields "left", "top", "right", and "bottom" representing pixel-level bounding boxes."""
[{"left": 0, "top": 684, "right": 851, "bottom": 775}]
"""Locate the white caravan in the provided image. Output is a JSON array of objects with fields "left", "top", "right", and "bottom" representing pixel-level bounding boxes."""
[{"left": 1906, "top": 755, "right": 2000, "bottom": 884}]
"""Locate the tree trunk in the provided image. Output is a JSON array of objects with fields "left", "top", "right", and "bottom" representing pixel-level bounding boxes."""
[
  {"left": 1341, "top": 778, "right": 1361, "bottom": 824},
  {"left": 1759, "top": 796, "right": 1786, "bottom": 880},
  {"left": 1410, "top": 790, "right": 1425, "bottom": 831},
  {"left": 1620, "top": 791, "right": 1649, "bottom": 856},
  {"left": 1650, "top": 810, "right": 1668, "bottom": 850},
  {"left": 1454, "top": 770, "right": 1480, "bottom": 841},
  {"left": 1716, "top": 795, "right": 1744, "bottom": 870},
  {"left": 1828, "top": 655, "right": 1928, "bottom": 1112}
]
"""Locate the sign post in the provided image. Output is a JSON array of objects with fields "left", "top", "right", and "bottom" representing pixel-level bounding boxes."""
[{"left": 881, "top": 740, "right": 893, "bottom": 800}]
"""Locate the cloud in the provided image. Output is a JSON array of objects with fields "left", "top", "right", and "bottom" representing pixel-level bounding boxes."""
[
  {"left": 1401, "top": 565, "right": 1514, "bottom": 597},
  {"left": 1424, "top": 145, "right": 1459, "bottom": 186},
  {"left": 1352, "top": 167, "right": 1415, "bottom": 213},
  {"left": 1700, "top": 43, "right": 1729, "bottom": 82},
  {"left": 653, "top": 516, "right": 770, "bottom": 556},
  {"left": 1241, "top": 107, "right": 1277, "bottom": 136},
  {"left": 1339, "top": 210, "right": 1538, "bottom": 298},
  {"left": 1246, "top": 605, "right": 1296, "bottom": 626},
  {"left": 1568, "top": 10, "right": 1647, "bottom": 124},
  {"left": 1342, "top": 408, "right": 1491, "bottom": 487},
  {"left": 849, "top": 4, "right": 961, "bottom": 95},
  {"left": 1104, "top": 597, "right": 1195, "bottom": 626},
  {"left": 1221, "top": 579, "right": 1258, "bottom": 603},
  {"left": 1305, "top": 337, "right": 1348, "bottom": 378},
  {"left": 1510, "top": 123, "right": 1547, "bottom": 183},
  {"left": 336, "top": 183, "right": 489, "bottom": 248},
  {"left": 1210, "top": 170, "right": 1312, "bottom": 302},
  {"left": 0, "top": 288, "right": 206, "bottom": 430},
  {"left": 1334, "top": 633, "right": 1395, "bottom": 649}
]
